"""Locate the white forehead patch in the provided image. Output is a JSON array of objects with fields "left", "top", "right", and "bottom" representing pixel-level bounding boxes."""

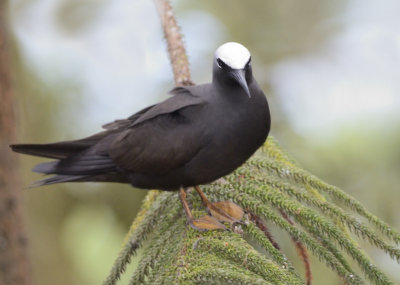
[{"left": 215, "top": 42, "right": 251, "bottom": 69}]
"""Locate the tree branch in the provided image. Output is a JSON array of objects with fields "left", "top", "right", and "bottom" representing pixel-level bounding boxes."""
[{"left": 153, "top": 0, "right": 193, "bottom": 86}]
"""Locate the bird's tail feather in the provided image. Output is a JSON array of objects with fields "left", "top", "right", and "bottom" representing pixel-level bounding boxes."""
[
  {"left": 10, "top": 133, "right": 107, "bottom": 159},
  {"left": 10, "top": 142, "right": 88, "bottom": 159},
  {"left": 31, "top": 175, "right": 88, "bottom": 188},
  {"left": 30, "top": 173, "right": 130, "bottom": 188},
  {"left": 33, "top": 161, "right": 58, "bottom": 174}
]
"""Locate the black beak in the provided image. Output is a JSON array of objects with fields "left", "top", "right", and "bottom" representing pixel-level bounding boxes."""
[{"left": 232, "top": 69, "right": 251, "bottom": 98}]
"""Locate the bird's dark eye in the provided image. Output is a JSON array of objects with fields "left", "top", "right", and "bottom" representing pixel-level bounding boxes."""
[{"left": 217, "top": 58, "right": 228, "bottom": 69}]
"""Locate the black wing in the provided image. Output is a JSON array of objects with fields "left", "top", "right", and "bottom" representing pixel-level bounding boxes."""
[
  {"left": 108, "top": 87, "right": 208, "bottom": 175},
  {"left": 13, "top": 86, "right": 208, "bottom": 178},
  {"left": 100, "top": 86, "right": 201, "bottom": 130}
]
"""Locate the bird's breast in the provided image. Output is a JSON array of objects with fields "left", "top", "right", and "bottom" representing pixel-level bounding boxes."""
[
  {"left": 193, "top": 94, "right": 269, "bottom": 176},
  {"left": 214, "top": 94, "right": 269, "bottom": 145},
  {"left": 175, "top": 89, "right": 270, "bottom": 187}
]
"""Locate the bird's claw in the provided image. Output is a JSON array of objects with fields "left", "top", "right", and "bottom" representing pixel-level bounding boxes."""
[
  {"left": 208, "top": 200, "right": 244, "bottom": 223},
  {"left": 190, "top": 215, "right": 227, "bottom": 231}
]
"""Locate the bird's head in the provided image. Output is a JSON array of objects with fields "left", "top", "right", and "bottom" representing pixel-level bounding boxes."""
[{"left": 213, "top": 42, "right": 252, "bottom": 98}]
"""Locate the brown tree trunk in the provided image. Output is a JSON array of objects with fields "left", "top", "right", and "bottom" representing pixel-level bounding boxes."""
[{"left": 0, "top": 1, "right": 31, "bottom": 285}]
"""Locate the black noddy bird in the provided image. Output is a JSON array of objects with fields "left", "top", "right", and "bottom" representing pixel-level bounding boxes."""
[{"left": 11, "top": 42, "right": 271, "bottom": 231}]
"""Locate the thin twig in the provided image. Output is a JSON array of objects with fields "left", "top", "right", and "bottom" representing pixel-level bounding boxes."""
[
  {"left": 153, "top": 0, "right": 194, "bottom": 86},
  {"left": 249, "top": 211, "right": 281, "bottom": 250},
  {"left": 280, "top": 211, "right": 312, "bottom": 285}
]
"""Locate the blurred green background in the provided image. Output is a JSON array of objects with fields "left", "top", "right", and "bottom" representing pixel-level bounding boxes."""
[{"left": 8, "top": 0, "right": 400, "bottom": 284}]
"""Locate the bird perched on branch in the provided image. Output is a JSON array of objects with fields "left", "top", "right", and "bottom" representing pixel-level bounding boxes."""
[{"left": 11, "top": 42, "right": 270, "bottom": 231}]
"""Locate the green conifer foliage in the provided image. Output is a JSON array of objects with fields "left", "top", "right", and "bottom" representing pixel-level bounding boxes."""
[{"left": 104, "top": 138, "right": 400, "bottom": 285}]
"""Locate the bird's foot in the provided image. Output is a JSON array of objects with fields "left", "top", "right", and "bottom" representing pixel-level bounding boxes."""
[
  {"left": 193, "top": 186, "right": 244, "bottom": 224},
  {"left": 207, "top": 201, "right": 244, "bottom": 224},
  {"left": 189, "top": 215, "right": 227, "bottom": 231},
  {"left": 182, "top": 187, "right": 244, "bottom": 231},
  {"left": 180, "top": 187, "right": 227, "bottom": 231}
]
